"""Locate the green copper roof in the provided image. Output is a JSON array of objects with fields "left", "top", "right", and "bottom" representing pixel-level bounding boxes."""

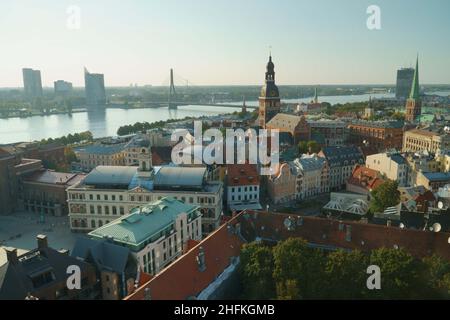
[
  {"left": 409, "top": 55, "right": 420, "bottom": 100},
  {"left": 88, "top": 197, "right": 198, "bottom": 247}
]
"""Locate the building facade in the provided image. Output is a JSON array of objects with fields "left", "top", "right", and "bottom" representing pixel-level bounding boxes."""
[
  {"left": 75, "top": 142, "right": 127, "bottom": 172},
  {"left": 267, "top": 162, "right": 299, "bottom": 204},
  {"left": 396, "top": 67, "right": 415, "bottom": 100},
  {"left": 88, "top": 197, "right": 202, "bottom": 275},
  {"left": 226, "top": 164, "right": 261, "bottom": 211},
  {"left": 318, "top": 146, "right": 364, "bottom": 191},
  {"left": 67, "top": 165, "right": 223, "bottom": 235},
  {"left": 293, "top": 155, "right": 328, "bottom": 199},
  {"left": 54, "top": 80, "right": 73, "bottom": 96},
  {"left": 403, "top": 129, "right": 450, "bottom": 154},
  {"left": 85, "top": 67, "right": 106, "bottom": 106},
  {"left": 22, "top": 68, "right": 43, "bottom": 100},
  {"left": 365, "top": 152, "right": 409, "bottom": 187},
  {"left": 20, "top": 169, "right": 85, "bottom": 216},
  {"left": 347, "top": 120, "right": 404, "bottom": 152}
]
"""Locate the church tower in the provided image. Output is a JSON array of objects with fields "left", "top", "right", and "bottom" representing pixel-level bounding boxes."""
[
  {"left": 257, "top": 55, "right": 281, "bottom": 128},
  {"left": 405, "top": 56, "right": 421, "bottom": 123}
]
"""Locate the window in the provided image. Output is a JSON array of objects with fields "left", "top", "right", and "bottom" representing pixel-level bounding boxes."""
[
  {"left": 89, "top": 194, "right": 93, "bottom": 200},
  {"left": 91, "top": 220, "right": 96, "bottom": 228},
  {"left": 112, "top": 195, "right": 116, "bottom": 201},
  {"left": 97, "top": 206, "right": 102, "bottom": 214},
  {"left": 97, "top": 195, "right": 101, "bottom": 201},
  {"left": 120, "top": 207, "right": 125, "bottom": 215},
  {"left": 119, "top": 195, "right": 123, "bottom": 201},
  {"left": 104, "top": 195, "right": 108, "bottom": 201},
  {"left": 112, "top": 207, "right": 117, "bottom": 215},
  {"left": 105, "top": 206, "right": 110, "bottom": 215},
  {"left": 90, "top": 206, "right": 95, "bottom": 214}
]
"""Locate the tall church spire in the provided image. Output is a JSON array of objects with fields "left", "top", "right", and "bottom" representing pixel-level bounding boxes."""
[{"left": 409, "top": 55, "right": 420, "bottom": 100}]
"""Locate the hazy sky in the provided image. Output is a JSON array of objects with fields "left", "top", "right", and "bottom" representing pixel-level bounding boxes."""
[{"left": 0, "top": 0, "right": 449, "bottom": 87}]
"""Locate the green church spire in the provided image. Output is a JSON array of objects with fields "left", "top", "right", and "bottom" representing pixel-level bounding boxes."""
[{"left": 409, "top": 55, "right": 420, "bottom": 100}]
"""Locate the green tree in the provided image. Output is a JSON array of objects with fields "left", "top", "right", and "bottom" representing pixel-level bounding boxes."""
[
  {"left": 307, "top": 140, "right": 320, "bottom": 154},
  {"left": 368, "top": 248, "right": 420, "bottom": 299},
  {"left": 298, "top": 141, "right": 308, "bottom": 154},
  {"left": 239, "top": 242, "right": 275, "bottom": 300},
  {"left": 324, "top": 249, "right": 368, "bottom": 299},
  {"left": 369, "top": 180, "right": 400, "bottom": 213},
  {"left": 420, "top": 254, "right": 450, "bottom": 299},
  {"left": 273, "top": 238, "right": 327, "bottom": 299}
]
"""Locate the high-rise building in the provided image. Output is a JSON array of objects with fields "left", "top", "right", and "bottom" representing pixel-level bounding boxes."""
[
  {"left": 84, "top": 67, "right": 106, "bottom": 106},
  {"left": 405, "top": 56, "right": 421, "bottom": 123},
  {"left": 22, "top": 68, "right": 43, "bottom": 100},
  {"left": 257, "top": 55, "right": 281, "bottom": 128},
  {"left": 395, "top": 67, "right": 415, "bottom": 100},
  {"left": 54, "top": 80, "right": 73, "bottom": 96}
]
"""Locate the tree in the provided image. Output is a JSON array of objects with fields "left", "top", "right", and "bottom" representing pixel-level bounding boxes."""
[
  {"left": 307, "top": 140, "right": 320, "bottom": 154},
  {"left": 324, "top": 249, "right": 368, "bottom": 299},
  {"left": 298, "top": 141, "right": 308, "bottom": 154},
  {"left": 368, "top": 248, "right": 420, "bottom": 299},
  {"left": 420, "top": 255, "right": 450, "bottom": 299},
  {"left": 369, "top": 180, "right": 400, "bottom": 213},
  {"left": 272, "top": 238, "right": 327, "bottom": 299},
  {"left": 239, "top": 242, "right": 275, "bottom": 300}
]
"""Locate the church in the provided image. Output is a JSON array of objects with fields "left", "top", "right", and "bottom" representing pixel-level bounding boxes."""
[{"left": 257, "top": 55, "right": 281, "bottom": 128}]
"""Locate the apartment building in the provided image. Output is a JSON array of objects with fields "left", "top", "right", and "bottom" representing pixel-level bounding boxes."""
[
  {"left": 403, "top": 128, "right": 450, "bottom": 154},
  {"left": 226, "top": 164, "right": 261, "bottom": 211},
  {"left": 88, "top": 197, "right": 202, "bottom": 275},
  {"left": 75, "top": 142, "right": 126, "bottom": 172},
  {"left": 365, "top": 152, "right": 409, "bottom": 187},
  {"left": 67, "top": 164, "right": 222, "bottom": 235},
  {"left": 318, "top": 146, "right": 364, "bottom": 191}
]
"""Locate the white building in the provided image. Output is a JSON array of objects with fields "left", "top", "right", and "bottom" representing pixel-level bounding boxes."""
[
  {"left": 365, "top": 151, "right": 409, "bottom": 186},
  {"left": 88, "top": 197, "right": 202, "bottom": 275},
  {"left": 67, "top": 162, "right": 223, "bottom": 235},
  {"left": 226, "top": 164, "right": 262, "bottom": 211},
  {"left": 293, "top": 154, "right": 328, "bottom": 199}
]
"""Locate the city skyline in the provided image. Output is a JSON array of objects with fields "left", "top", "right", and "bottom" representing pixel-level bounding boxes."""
[{"left": 0, "top": 0, "right": 449, "bottom": 87}]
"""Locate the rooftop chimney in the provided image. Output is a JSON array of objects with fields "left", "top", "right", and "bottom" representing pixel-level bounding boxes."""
[
  {"left": 37, "top": 234, "right": 48, "bottom": 249},
  {"left": 4, "top": 247, "right": 18, "bottom": 264}
]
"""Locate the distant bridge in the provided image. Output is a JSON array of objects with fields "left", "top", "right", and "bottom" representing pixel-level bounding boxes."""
[
  {"left": 138, "top": 101, "right": 257, "bottom": 109},
  {"left": 161, "top": 68, "right": 256, "bottom": 110}
]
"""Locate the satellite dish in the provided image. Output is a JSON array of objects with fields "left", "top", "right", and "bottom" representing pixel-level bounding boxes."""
[
  {"left": 432, "top": 223, "right": 442, "bottom": 233},
  {"left": 438, "top": 201, "right": 444, "bottom": 209},
  {"left": 284, "top": 218, "right": 294, "bottom": 230},
  {"left": 399, "top": 223, "right": 405, "bottom": 229}
]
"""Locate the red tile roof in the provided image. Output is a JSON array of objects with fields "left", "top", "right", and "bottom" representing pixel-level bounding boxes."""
[
  {"left": 125, "top": 210, "right": 450, "bottom": 300},
  {"left": 347, "top": 165, "right": 385, "bottom": 191},
  {"left": 240, "top": 211, "right": 450, "bottom": 260},
  {"left": 124, "top": 215, "right": 244, "bottom": 300},
  {"left": 226, "top": 164, "right": 260, "bottom": 186}
]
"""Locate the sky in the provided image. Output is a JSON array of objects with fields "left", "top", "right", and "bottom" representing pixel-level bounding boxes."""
[{"left": 0, "top": 0, "right": 449, "bottom": 87}]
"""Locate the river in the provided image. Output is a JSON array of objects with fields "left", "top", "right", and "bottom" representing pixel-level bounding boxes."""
[{"left": 0, "top": 91, "right": 447, "bottom": 144}]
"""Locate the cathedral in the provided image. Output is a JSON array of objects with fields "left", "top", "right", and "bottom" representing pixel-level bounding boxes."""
[
  {"left": 405, "top": 56, "right": 421, "bottom": 123},
  {"left": 257, "top": 55, "right": 281, "bottom": 128}
]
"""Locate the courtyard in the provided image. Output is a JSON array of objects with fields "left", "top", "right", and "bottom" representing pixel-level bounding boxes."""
[{"left": 0, "top": 211, "right": 81, "bottom": 266}]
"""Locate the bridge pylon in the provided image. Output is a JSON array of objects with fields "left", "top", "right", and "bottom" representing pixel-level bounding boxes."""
[{"left": 168, "top": 68, "right": 177, "bottom": 110}]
